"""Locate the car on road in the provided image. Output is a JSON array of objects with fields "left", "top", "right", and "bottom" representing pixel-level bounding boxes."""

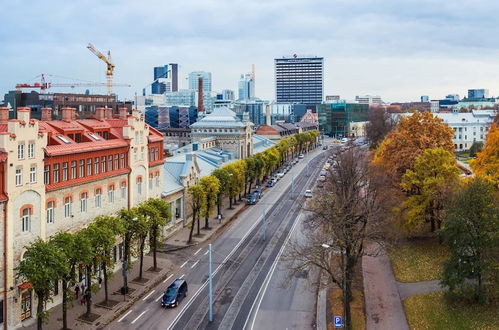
[
  {"left": 341, "top": 137, "right": 348, "bottom": 143},
  {"left": 247, "top": 193, "right": 258, "bottom": 205},
  {"left": 304, "top": 189, "right": 313, "bottom": 198},
  {"left": 322, "top": 145, "right": 328, "bottom": 150},
  {"left": 253, "top": 187, "right": 263, "bottom": 199},
  {"left": 162, "top": 279, "right": 188, "bottom": 308},
  {"left": 266, "top": 180, "right": 274, "bottom": 187},
  {"left": 298, "top": 154, "right": 304, "bottom": 159},
  {"left": 293, "top": 158, "right": 299, "bottom": 164},
  {"left": 276, "top": 172, "right": 285, "bottom": 179}
]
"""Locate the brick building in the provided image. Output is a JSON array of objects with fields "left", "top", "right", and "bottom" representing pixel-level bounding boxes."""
[{"left": 0, "top": 106, "right": 164, "bottom": 329}]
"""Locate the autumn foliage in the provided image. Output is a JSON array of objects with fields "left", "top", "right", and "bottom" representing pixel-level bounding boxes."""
[
  {"left": 373, "top": 112, "right": 455, "bottom": 179},
  {"left": 471, "top": 123, "right": 499, "bottom": 186}
]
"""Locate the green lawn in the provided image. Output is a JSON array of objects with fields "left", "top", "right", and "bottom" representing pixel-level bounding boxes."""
[
  {"left": 389, "top": 240, "right": 450, "bottom": 282},
  {"left": 404, "top": 292, "right": 499, "bottom": 330}
]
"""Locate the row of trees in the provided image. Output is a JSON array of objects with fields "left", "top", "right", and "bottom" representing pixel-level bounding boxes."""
[
  {"left": 16, "top": 198, "right": 170, "bottom": 330},
  {"left": 187, "top": 130, "right": 320, "bottom": 243}
]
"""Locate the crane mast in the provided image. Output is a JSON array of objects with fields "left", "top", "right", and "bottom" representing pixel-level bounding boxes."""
[{"left": 87, "top": 43, "right": 115, "bottom": 95}]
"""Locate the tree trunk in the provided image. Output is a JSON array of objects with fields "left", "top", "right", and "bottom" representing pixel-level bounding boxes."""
[
  {"left": 86, "top": 265, "right": 92, "bottom": 316},
  {"left": 62, "top": 278, "right": 68, "bottom": 330},
  {"left": 123, "top": 236, "right": 130, "bottom": 293},
  {"left": 197, "top": 213, "right": 200, "bottom": 235},
  {"left": 217, "top": 194, "right": 222, "bottom": 218},
  {"left": 152, "top": 227, "right": 158, "bottom": 271},
  {"left": 229, "top": 197, "right": 233, "bottom": 209},
  {"left": 36, "top": 291, "right": 44, "bottom": 330},
  {"left": 188, "top": 212, "right": 195, "bottom": 243},
  {"left": 139, "top": 237, "right": 145, "bottom": 280},
  {"left": 103, "top": 261, "right": 109, "bottom": 305}
]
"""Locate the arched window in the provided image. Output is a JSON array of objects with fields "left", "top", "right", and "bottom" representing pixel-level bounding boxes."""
[
  {"left": 64, "top": 197, "right": 72, "bottom": 218},
  {"left": 21, "top": 208, "right": 31, "bottom": 232},
  {"left": 95, "top": 188, "right": 102, "bottom": 208},
  {"left": 46, "top": 201, "right": 54, "bottom": 223},
  {"left": 80, "top": 192, "right": 88, "bottom": 212},
  {"left": 149, "top": 174, "right": 153, "bottom": 190},
  {"left": 108, "top": 185, "right": 115, "bottom": 203},
  {"left": 137, "top": 177, "right": 142, "bottom": 195},
  {"left": 120, "top": 181, "right": 127, "bottom": 199}
]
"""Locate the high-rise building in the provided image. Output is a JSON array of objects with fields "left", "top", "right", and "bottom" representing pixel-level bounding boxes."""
[
  {"left": 152, "top": 64, "right": 178, "bottom": 94},
  {"left": 420, "top": 95, "right": 429, "bottom": 102},
  {"left": 274, "top": 55, "right": 324, "bottom": 104},
  {"left": 188, "top": 71, "right": 212, "bottom": 93},
  {"left": 468, "top": 89, "right": 489, "bottom": 99},
  {"left": 238, "top": 66, "right": 255, "bottom": 100}
]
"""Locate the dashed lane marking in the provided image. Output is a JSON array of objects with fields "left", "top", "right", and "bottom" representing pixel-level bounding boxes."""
[
  {"left": 118, "top": 310, "right": 132, "bottom": 322},
  {"left": 142, "top": 290, "right": 155, "bottom": 301},
  {"left": 131, "top": 309, "right": 148, "bottom": 324}
]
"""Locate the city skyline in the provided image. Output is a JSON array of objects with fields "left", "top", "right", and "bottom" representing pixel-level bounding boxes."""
[{"left": 2, "top": 1, "right": 499, "bottom": 103}]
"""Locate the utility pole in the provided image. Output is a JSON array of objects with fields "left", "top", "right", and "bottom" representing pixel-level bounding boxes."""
[{"left": 208, "top": 244, "right": 213, "bottom": 322}]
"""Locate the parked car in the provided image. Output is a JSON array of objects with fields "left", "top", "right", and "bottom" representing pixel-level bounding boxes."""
[
  {"left": 276, "top": 172, "right": 285, "bottom": 179},
  {"left": 341, "top": 138, "right": 348, "bottom": 143},
  {"left": 247, "top": 193, "right": 258, "bottom": 205},
  {"left": 304, "top": 189, "right": 313, "bottom": 198},
  {"left": 322, "top": 145, "right": 328, "bottom": 150},
  {"left": 254, "top": 188, "right": 263, "bottom": 199},
  {"left": 266, "top": 180, "right": 274, "bottom": 187},
  {"left": 162, "top": 279, "right": 188, "bottom": 308},
  {"left": 299, "top": 154, "right": 305, "bottom": 159},
  {"left": 293, "top": 158, "right": 299, "bottom": 164}
]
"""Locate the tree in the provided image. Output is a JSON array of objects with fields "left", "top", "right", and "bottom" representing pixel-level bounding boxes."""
[
  {"left": 373, "top": 111, "right": 455, "bottom": 180},
  {"left": 16, "top": 239, "right": 67, "bottom": 330},
  {"left": 244, "top": 157, "right": 257, "bottom": 195},
  {"left": 117, "top": 208, "right": 140, "bottom": 294},
  {"left": 224, "top": 164, "right": 239, "bottom": 208},
  {"left": 199, "top": 176, "right": 220, "bottom": 229},
  {"left": 441, "top": 178, "right": 499, "bottom": 304},
  {"left": 187, "top": 185, "right": 206, "bottom": 243},
  {"left": 471, "top": 123, "right": 499, "bottom": 186},
  {"left": 134, "top": 205, "right": 153, "bottom": 281},
  {"left": 212, "top": 168, "right": 231, "bottom": 217},
  {"left": 51, "top": 231, "right": 93, "bottom": 329},
  {"left": 399, "top": 148, "right": 460, "bottom": 233},
  {"left": 146, "top": 198, "right": 170, "bottom": 271},
  {"left": 366, "top": 106, "right": 395, "bottom": 149},
  {"left": 468, "top": 141, "right": 484, "bottom": 158},
  {"left": 285, "top": 148, "right": 386, "bottom": 330}
]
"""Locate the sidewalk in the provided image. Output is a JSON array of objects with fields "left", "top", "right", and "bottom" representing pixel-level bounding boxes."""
[{"left": 23, "top": 196, "right": 249, "bottom": 330}]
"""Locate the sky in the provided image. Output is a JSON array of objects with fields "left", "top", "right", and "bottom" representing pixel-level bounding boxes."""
[{"left": 2, "top": 0, "right": 499, "bottom": 103}]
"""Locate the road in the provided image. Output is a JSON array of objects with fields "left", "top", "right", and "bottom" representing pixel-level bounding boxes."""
[{"left": 106, "top": 147, "right": 327, "bottom": 330}]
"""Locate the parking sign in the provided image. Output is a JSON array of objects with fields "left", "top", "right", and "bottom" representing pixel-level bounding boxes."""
[{"left": 334, "top": 316, "right": 343, "bottom": 328}]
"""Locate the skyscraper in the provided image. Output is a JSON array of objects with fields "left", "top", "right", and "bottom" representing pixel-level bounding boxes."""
[
  {"left": 152, "top": 64, "right": 178, "bottom": 94},
  {"left": 274, "top": 55, "right": 323, "bottom": 104},
  {"left": 188, "top": 71, "right": 212, "bottom": 93},
  {"left": 238, "top": 65, "right": 255, "bottom": 101}
]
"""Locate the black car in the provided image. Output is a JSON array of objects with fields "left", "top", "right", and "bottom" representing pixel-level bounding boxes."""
[
  {"left": 253, "top": 188, "right": 263, "bottom": 199},
  {"left": 247, "top": 193, "right": 258, "bottom": 205},
  {"left": 266, "top": 180, "right": 274, "bottom": 187},
  {"left": 162, "top": 279, "right": 188, "bottom": 308}
]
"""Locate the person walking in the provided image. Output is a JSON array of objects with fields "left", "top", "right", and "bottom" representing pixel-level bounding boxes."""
[{"left": 75, "top": 285, "right": 80, "bottom": 300}]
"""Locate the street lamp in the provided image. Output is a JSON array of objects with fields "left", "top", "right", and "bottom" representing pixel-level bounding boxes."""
[{"left": 322, "top": 242, "right": 347, "bottom": 328}]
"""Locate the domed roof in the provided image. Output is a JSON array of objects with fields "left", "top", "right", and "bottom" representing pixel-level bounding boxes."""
[{"left": 191, "top": 107, "right": 245, "bottom": 128}]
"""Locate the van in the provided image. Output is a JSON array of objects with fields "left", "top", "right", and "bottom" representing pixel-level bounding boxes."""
[{"left": 162, "top": 279, "right": 188, "bottom": 308}]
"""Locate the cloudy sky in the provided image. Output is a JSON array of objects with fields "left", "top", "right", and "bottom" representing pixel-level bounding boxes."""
[{"left": 2, "top": 0, "right": 499, "bottom": 103}]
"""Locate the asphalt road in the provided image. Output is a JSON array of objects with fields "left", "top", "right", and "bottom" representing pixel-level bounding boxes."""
[{"left": 106, "top": 146, "right": 328, "bottom": 330}]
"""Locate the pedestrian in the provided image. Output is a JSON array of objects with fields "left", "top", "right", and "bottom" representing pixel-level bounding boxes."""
[
  {"left": 98, "top": 276, "right": 102, "bottom": 289},
  {"left": 75, "top": 285, "right": 80, "bottom": 300},
  {"left": 80, "top": 283, "right": 85, "bottom": 294},
  {"left": 80, "top": 295, "right": 86, "bottom": 305}
]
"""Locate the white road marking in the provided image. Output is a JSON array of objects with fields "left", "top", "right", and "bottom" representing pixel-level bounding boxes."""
[
  {"left": 155, "top": 293, "right": 164, "bottom": 302},
  {"left": 247, "top": 211, "right": 305, "bottom": 330},
  {"left": 204, "top": 250, "right": 209, "bottom": 256},
  {"left": 142, "top": 290, "right": 155, "bottom": 301},
  {"left": 131, "top": 309, "right": 148, "bottom": 324},
  {"left": 180, "top": 261, "right": 188, "bottom": 268},
  {"left": 118, "top": 310, "right": 132, "bottom": 322},
  {"left": 163, "top": 274, "right": 173, "bottom": 283},
  {"left": 190, "top": 260, "right": 199, "bottom": 269},
  {"left": 194, "top": 248, "right": 202, "bottom": 255},
  {"left": 179, "top": 274, "right": 185, "bottom": 279}
]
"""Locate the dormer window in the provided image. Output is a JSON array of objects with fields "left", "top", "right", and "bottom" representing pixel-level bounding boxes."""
[
  {"left": 57, "top": 136, "right": 71, "bottom": 144},
  {"left": 88, "top": 132, "right": 101, "bottom": 141}
]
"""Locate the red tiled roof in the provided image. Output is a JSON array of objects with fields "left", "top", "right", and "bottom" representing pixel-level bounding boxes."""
[
  {"left": 45, "top": 139, "right": 128, "bottom": 156},
  {"left": 78, "top": 119, "right": 112, "bottom": 130}
]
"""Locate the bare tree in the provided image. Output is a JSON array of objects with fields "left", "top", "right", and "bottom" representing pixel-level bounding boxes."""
[
  {"left": 285, "top": 148, "right": 388, "bottom": 329},
  {"left": 365, "top": 106, "right": 395, "bottom": 149}
]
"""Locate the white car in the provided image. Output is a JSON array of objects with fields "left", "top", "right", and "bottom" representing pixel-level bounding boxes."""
[
  {"left": 276, "top": 172, "right": 285, "bottom": 179},
  {"left": 298, "top": 154, "right": 304, "bottom": 159},
  {"left": 304, "top": 189, "right": 312, "bottom": 198},
  {"left": 341, "top": 138, "right": 348, "bottom": 143}
]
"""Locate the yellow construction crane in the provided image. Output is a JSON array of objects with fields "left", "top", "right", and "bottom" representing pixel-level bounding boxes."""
[{"left": 87, "top": 43, "right": 115, "bottom": 95}]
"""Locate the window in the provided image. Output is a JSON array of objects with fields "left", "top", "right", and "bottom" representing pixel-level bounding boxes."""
[
  {"left": 108, "top": 155, "right": 113, "bottom": 171},
  {"left": 71, "top": 161, "right": 77, "bottom": 179},
  {"left": 18, "top": 144, "right": 25, "bottom": 160},
  {"left": 94, "top": 157, "right": 99, "bottom": 174},
  {"left": 155, "top": 173, "right": 160, "bottom": 187},
  {"left": 64, "top": 197, "right": 72, "bottom": 218},
  {"left": 16, "top": 168, "right": 22, "bottom": 186},
  {"left": 101, "top": 156, "right": 106, "bottom": 172},
  {"left": 62, "top": 162, "right": 68, "bottom": 181},
  {"left": 88, "top": 132, "right": 100, "bottom": 141},
  {"left": 80, "top": 193, "right": 88, "bottom": 212},
  {"left": 134, "top": 149, "right": 137, "bottom": 161},
  {"left": 108, "top": 186, "right": 114, "bottom": 203},
  {"left": 121, "top": 182, "right": 126, "bottom": 199},
  {"left": 137, "top": 177, "right": 142, "bottom": 195},
  {"left": 28, "top": 143, "right": 35, "bottom": 158},
  {"left": 46, "top": 201, "right": 54, "bottom": 223},
  {"left": 141, "top": 147, "right": 145, "bottom": 160},
  {"left": 140, "top": 131, "right": 143, "bottom": 143},
  {"left": 155, "top": 148, "right": 159, "bottom": 161},
  {"left": 57, "top": 136, "right": 71, "bottom": 144},
  {"left": 44, "top": 165, "right": 50, "bottom": 184},
  {"left": 120, "top": 153, "right": 125, "bottom": 168},
  {"left": 53, "top": 164, "right": 59, "bottom": 183},
  {"left": 114, "top": 154, "right": 119, "bottom": 169},
  {"left": 29, "top": 166, "right": 36, "bottom": 183},
  {"left": 87, "top": 159, "right": 92, "bottom": 176},
  {"left": 95, "top": 189, "right": 102, "bottom": 208},
  {"left": 21, "top": 208, "right": 31, "bottom": 232},
  {"left": 79, "top": 160, "right": 85, "bottom": 178},
  {"left": 149, "top": 174, "right": 153, "bottom": 190}
]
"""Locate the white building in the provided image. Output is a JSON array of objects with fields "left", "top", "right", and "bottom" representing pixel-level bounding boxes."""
[{"left": 355, "top": 95, "right": 382, "bottom": 105}]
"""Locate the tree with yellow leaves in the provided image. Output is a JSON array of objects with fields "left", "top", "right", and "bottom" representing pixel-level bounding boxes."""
[
  {"left": 471, "top": 123, "right": 499, "bottom": 186},
  {"left": 373, "top": 111, "right": 455, "bottom": 180}
]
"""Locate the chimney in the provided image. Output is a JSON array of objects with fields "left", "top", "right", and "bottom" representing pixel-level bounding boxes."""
[
  {"left": 72, "top": 108, "right": 77, "bottom": 120},
  {"left": 266, "top": 104, "right": 271, "bottom": 125},
  {"left": 197, "top": 77, "right": 204, "bottom": 113},
  {"left": 105, "top": 107, "right": 112, "bottom": 120},
  {"left": 0, "top": 107, "right": 9, "bottom": 122},
  {"left": 17, "top": 107, "right": 31, "bottom": 122},
  {"left": 61, "top": 107, "right": 74, "bottom": 122},
  {"left": 41, "top": 107, "right": 52, "bottom": 121},
  {"left": 96, "top": 107, "right": 106, "bottom": 121},
  {"left": 119, "top": 107, "right": 128, "bottom": 119}
]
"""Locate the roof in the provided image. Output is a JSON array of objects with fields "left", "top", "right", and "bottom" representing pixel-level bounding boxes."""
[
  {"left": 191, "top": 107, "right": 246, "bottom": 128},
  {"left": 162, "top": 167, "right": 184, "bottom": 194}
]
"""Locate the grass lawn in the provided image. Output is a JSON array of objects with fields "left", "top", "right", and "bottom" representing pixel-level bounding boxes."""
[
  {"left": 389, "top": 240, "right": 450, "bottom": 282},
  {"left": 404, "top": 291, "right": 499, "bottom": 330},
  {"left": 328, "top": 288, "right": 365, "bottom": 330}
]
